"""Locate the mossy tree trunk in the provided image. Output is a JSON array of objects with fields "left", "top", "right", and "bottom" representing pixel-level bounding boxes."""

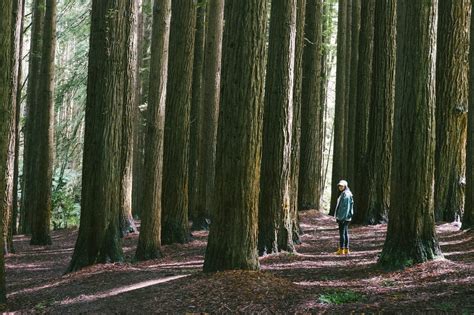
[
  {"left": 67, "top": 0, "right": 137, "bottom": 273},
  {"left": 203, "top": 0, "right": 269, "bottom": 272},
  {"left": 434, "top": 0, "right": 469, "bottom": 223},
  {"left": 379, "top": 0, "right": 442, "bottom": 269},
  {"left": 135, "top": 0, "right": 171, "bottom": 261}
]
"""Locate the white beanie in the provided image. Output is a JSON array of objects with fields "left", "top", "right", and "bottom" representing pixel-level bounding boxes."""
[{"left": 337, "top": 179, "right": 348, "bottom": 187}]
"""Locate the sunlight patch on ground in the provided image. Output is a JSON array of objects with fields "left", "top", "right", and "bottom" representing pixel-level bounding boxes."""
[
  {"left": 146, "top": 260, "right": 203, "bottom": 269},
  {"left": 58, "top": 274, "right": 190, "bottom": 306},
  {"left": 440, "top": 237, "right": 473, "bottom": 246}
]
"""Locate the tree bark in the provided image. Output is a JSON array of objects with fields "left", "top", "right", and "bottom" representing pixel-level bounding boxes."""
[
  {"left": 20, "top": 0, "right": 45, "bottom": 235},
  {"left": 298, "top": 0, "right": 323, "bottom": 211},
  {"left": 135, "top": 0, "right": 171, "bottom": 261},
  {"left": 1, "top": 0, "right": 22, "bottom": 302},
  {"left": 199, "top": 0, "right": 225, "bottom": 224},
  {"left": 379, "top": 0, "right": 442, "bottom": 269},
  {"left": 342, "top": 0, "right": 352, "bottom": 175},
  {"left": 189, "top": 1, "right": 208, "bottom": 231},
  {"left": 119, "top": 0, "right": 139, "bottom": 237},
  {"left": 365, "top": 0, "right": 396, "bottom": 225},
  {"left": 161, "top": 0, "right": 196, "bottom": 245},
  {"left": 132, "top": 0, "right": 152, "bottom": 219},
  {"left": 258, "top": 0, "right": 297, "bottom": 255},
  {"left": 30, "top": 0, "right": 56, "bottom": 246},
  {"left": 434, "top": 0, "right": 469, "bottom": 223},
  {"left": 290, "top": 0, "right": 306, "bottom": 243},
  {"left": 203, "top": 0, "right": 268, "bottom": 272},
  {"left": 329, "top": 0, "right": 347, "bottom": 215},
  {"left": 12, "top": 0, "right": 26, "bottom": 237},
  {"left": 463, "top": 1, "right": 474, "bottom": 231},
  {"left": 345, "top": 0, "right": 361, "bottom": 185},
  {"left": 351, "top": 0, "right": 375, "bottom": 224},
  {"left": 67, "top": 0, "right": 137, "bottom": 273}
]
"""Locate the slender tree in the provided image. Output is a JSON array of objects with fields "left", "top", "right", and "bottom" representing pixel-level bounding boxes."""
[
  {"left": 20, "top": 0, "right": 45, "bottom": 234},
  {"left": 463, "top": 1, "right": 474, "bottom": 231},
  {"left": 30, "top": 0, "right": 56, "bottom": 245},
  {"left": 259, "top": 0, "right": 297, "bottom": 255},
  {"left": 365, "top": 0, "right": 396, "bottom": 225},
  {"left": 189, "top": 1, "right": 207, "bottom": 231},
  {"left": 342, "top": 0, "right": 352, "bottom": 174},
  {"left": 203, "top": 0, "right": 269, "bottom": 272},
  {"left": 379, "top": 0, "right": 442, "bottom": 269},
  {"left": 11, "top": 0, "right": 26, "bottom": 237},
  {"left": 132, "top": 0, "right": 152, "bottom": 220},
  {"left": 198, "top": 0, "right": 225, "bottom": 223},
  {"left": 67, "top": 0, "right": 137, "bottom": 272},
  {"left": 161, "top": 0, "right": 197, "bottom": 244},
  {"left": 345, "top": 0, "right": 361, "bottom": 185},
  {"left": 135, "top": 0, "right": 171, "bottom": 260},
  {"left": 352, "top": 0, "right": 375, "bottom": 224},
  {"left": 290, "top": 0, "right": 306, "bottom": 243},
  {"left": 119, "top": 0, "right": 139, "bottom": 237},
  {"left": 1, "top": 0, "right": 22, "bottom": 302},
  {"left": 329, "top": 0, "right": 347, "bottom": 215},
  {"left": 298, "top": 0, "right": 323, "bottom": 211},
  {"left": 434, "top": 0, "right": 469, "bottom": 223}
]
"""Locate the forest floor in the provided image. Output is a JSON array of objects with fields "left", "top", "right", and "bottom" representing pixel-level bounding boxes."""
[{"left": 4, "top": 210, "right": 474, "bottom": 313}]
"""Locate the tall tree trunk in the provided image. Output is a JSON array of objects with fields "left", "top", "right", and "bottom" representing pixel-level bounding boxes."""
[
  {"left": 12, "top": 0, "right": 26, "bottom": 237},
  {"left": 161, "top": 0, "right": 196, "bottom": 245},
  {"left": 298, "top": 0, "right": 323, "bottom": 211},
  {"left": 329, "top": 0, "right": 347, "bottom": 215},
  {"left": 365, "top": 0, "right": 396, "bottom": 225},
  {"left": 120, "top": 0, "right": 139, "bottom": 237},
  {"left": 132, "top": 0, "right": 152, "bottom": 219},
  {"left": 1, "top": 0, "right": 22, "bottom": 302},
  {"left": 189, "top": 1, "right": 208, "bottom": 231},
  {"left": 290, "top": 0, "right": 306, "bottom": 243},
  {"left": 342, "top": 0, "right": 352, "bottom": 175},
  {"left": 20, "top": 0, "right": 45, "bottom": 235},
  {"left": 379, "top": 0, "right": 442, "bottom": 269},
  {"left": 67, "top": 0, "right": 137, "bottom": 273},
  {"left": 434, "top": 0, "right": 469, "bottom": 223},
  {"left": 198, "top": 0, "right": 225, "bottom": 226},
  {"left": 258, "top": 0, "right": 297, "bottom": 255},
  {"left": 463, "top": 1, "right": 474, "bottom": 231},
  {"left": 351, "top": 0, "right": 375, "bottom": 224},
  {"left": 135, "top": 0, "right": 171, "bottom": 261},
  {"left": 30, "top": 0, "right": 56, "bottom": 246},
  {"left": 346, "top": 0, "right": 361, "bottom": 185},
  {"left": 203, "top": 0, "right": 269, "bottom": 272}
]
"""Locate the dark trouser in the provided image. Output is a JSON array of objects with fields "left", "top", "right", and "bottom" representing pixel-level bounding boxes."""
[{"left": 337, "top": 220, "right": 350, "bottom": 249}]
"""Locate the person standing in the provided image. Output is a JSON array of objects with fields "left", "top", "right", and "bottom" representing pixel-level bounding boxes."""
[{"left": 334, "top": 179, "right": 354, "bottom": 254}]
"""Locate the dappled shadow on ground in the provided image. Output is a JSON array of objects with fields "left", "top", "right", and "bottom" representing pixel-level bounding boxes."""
[{"left": 5, "top": 211, "right": 474, "bottom": 313}]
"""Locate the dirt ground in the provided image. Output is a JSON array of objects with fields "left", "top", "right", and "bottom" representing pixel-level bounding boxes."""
[{"left": 4, "top": 210, "right": 474, "bottom": 313}]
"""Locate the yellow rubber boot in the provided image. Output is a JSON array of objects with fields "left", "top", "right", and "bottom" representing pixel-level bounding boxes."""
[
  {"left": 343, "top": 248, "right": 350, "bottom": 255},
  {"left": 335, "top": 248, "right": 343, "bottom": 255}
]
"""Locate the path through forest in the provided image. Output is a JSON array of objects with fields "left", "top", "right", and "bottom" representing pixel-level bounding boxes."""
[{"left": 6, "top": 211, "right": 474, "bottom": 313}]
